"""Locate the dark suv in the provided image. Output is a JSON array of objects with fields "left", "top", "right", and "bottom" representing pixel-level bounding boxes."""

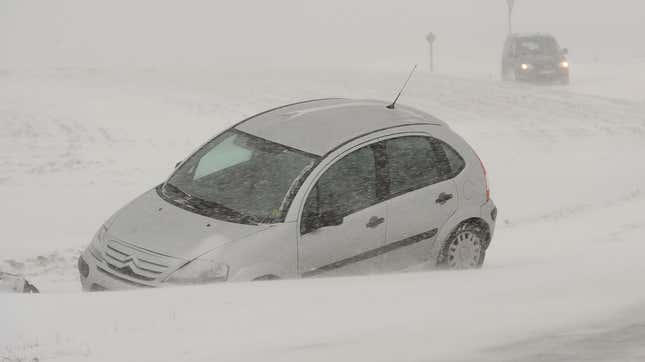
[{"left": 502, "top": 33, "right": 570, "bottom": 84}]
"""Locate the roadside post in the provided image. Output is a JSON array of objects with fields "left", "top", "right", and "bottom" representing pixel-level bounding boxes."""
[
  {"left": 425, "top": 32, "right": 436, "bottom": 73},
  {"left": 506, "top": 0, "right": 516, "bottom": 35}
]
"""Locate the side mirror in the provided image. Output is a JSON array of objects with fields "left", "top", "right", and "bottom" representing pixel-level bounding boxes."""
[
  {"left": 175, "top": 161, "right": 182, "bottom": 169},
  {"left": 562, "top": 48, "right": 569, "bottom": 55}
]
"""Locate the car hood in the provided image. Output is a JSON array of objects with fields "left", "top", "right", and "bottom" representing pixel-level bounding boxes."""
[
  {"left": 519, "top": 54, "right": 562, "bottom": 65},
  {"left": 107, "top": 189, "right": 270, "bottom": 260}
]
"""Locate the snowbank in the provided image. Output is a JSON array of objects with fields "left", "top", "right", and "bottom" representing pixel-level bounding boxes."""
[{"left": 2, "top": 66, "right": 645, "bottom": 361}]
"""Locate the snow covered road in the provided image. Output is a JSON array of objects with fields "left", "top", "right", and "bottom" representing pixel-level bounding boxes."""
[{"left": 2, "top": 66, "right": 645, "bottom": 361}]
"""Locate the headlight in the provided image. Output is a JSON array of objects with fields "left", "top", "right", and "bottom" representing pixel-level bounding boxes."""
[
  {"left": 520, "top": 63, "right": 533, "bottom": 71},
  {"left": 165, "top": 260, "right": 229, "bottom": 285},
  {"left": 89, "top": 225, "right": 108, "bottom": 261},
  {"left": 560, "top": 61, "right": 570, "bottom": 68}
]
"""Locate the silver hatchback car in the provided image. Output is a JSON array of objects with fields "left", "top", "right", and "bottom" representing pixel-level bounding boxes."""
[{"left": 79, "top": 99, "right": 497, "bottom": 291}]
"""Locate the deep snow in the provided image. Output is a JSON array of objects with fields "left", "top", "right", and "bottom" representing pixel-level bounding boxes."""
[{"left": 2, "top": 63, "right": 645, "bottom": 361}]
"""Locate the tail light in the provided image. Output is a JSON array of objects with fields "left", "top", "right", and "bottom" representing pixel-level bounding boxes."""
[{"left": 476, "top": 154, "right": 490, "bottom": 201}]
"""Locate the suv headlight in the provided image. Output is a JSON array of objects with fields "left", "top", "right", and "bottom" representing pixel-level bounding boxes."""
[
  {"left": 520, "top": 63, "right": 533, "bottom": 71},
  {"left": 89, "top": 225, "right": 108, "bottom": 261},
  {"left": 165, "top": 260, "right": 229, "bottom": 285},
  {"left": 560, "top": 61, "right": 570, "bottom": 68}
]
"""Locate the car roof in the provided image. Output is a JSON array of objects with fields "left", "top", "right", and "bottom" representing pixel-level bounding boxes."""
[
  {"left": 508, "top": 32, "right": 555, "bottom": 40},
  {"left": 235, "top": 98, "right": 445, "bottom": 156}
]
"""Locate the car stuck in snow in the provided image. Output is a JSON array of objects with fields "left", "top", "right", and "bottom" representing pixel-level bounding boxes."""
[{"left": 78, "top": 99, "right": 496, "bottom": 291}]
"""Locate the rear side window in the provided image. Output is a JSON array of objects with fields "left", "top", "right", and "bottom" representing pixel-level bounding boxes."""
[
  {"left": 430, "top": 138, "right": 466, "bottom": 179},
  {"left": 386, "top": 137, "right": 440, "bottom": 195},
  {"left": 385, "top": 136, "right": 466, "bottom": 196}
]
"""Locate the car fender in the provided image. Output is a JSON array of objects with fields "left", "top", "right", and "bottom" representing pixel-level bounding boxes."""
[
  {"left": 433, "top": 202, "right": 484, "bottom": 258},
  {"left": 431, "top": 134, "right": 490, "bottom": 255},
  {"left": 210, "top": 223, "right": 299, "bottom": 282},
  {"left": 229, "top": 263, "right": 292, "bottom": 281}
]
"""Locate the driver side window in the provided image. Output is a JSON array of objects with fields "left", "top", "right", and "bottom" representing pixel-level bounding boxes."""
[{"left": 301, "top": 146, "right": 378, "bottom": 234}]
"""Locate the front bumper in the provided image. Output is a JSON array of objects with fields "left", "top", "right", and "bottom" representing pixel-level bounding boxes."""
[
  {"left": 517, "top": 66, "right": 569, "bottom": 82},
  {"left": 79, "top": 249, "right": 160, "bottom": 291},
  {"left": 480, "top": 199, "right": 497, "bottom": 249}
]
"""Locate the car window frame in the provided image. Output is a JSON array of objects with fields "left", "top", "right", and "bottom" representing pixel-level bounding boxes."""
[
  {"left": 298, "top": 139, "right": 394, "bottom": 235},
  {"left": 383, "top": 136, "right": 443, "bottom": 199},
  {"left": 162, "top": 129, "right": 321, "bottom": 224},
  {"left": 296, "top": 129, "right": 466, "bottom": 233},
  {"left": 382, "top": 135, "right": 466, "bottom": 200},
  {"left": 300, "top": 144, "right": 383, "bottom": 232},
  {"left": 430, "top": 137, "right": 466, "bottom": 180}
]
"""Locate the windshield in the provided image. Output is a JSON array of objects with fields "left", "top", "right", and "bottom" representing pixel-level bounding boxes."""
[
  {"left": 516, "top": 36, "right": 560, "bottom": 56},
  {"left": 162, "top": 130, "right": 319, "bottom": 224}
]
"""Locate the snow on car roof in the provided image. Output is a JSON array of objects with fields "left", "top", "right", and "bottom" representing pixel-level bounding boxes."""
[
  {"left": 235, "top": 98, "right": 444, "bottom": 156},
  {"left": 509, "top": 32, "right": 555, "bottom": 39}
]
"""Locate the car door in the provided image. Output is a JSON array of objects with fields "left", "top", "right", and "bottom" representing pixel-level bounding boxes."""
[
  {"left": 379, "top": 135, "right": 459, "bottom": 271},
  {"left": 298, "top": 144, "right": 388, "bottom": 277}
]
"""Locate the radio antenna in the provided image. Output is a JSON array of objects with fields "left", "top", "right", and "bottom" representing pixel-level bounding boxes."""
[{"left": 386, "top": 64, "right": 418, "bottom": 110}]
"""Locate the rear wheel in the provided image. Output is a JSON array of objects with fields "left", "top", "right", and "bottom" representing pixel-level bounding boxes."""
[{"left": 438, "top": 222, "right": 487, "bottom": 269}]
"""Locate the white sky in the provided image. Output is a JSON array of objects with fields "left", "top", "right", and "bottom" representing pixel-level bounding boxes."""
[{"left": 1, "top": 0, "right": 644, "bottom": 69}]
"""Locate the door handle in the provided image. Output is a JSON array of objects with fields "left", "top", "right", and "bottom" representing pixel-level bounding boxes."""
[
  {"left": 435, "top": 192, "right": 454, "bottom": 205},
  {"left": 366, "top": 216, "right": 385, "bottom": 229}
]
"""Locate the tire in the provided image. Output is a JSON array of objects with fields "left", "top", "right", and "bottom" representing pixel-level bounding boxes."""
[{"left": 437, "top": 222, "right": 488, "bottom": 269}]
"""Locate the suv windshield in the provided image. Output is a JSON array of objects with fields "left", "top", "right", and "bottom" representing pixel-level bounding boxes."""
[
  {"left": 516, "top": 36, "right": 559, "bottom": 56},
  {"left": 161, "top": 130, "right": 319, "bottom": 224}
]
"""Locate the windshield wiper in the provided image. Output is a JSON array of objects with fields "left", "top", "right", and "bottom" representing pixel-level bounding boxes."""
[
  {"left": 163, "top": 185, "right": 259, "bottom": 225},
  {"left": 191, "top": 198, "right": 260, "bottom": 225},
  {"left": 163, "top": 182, "right": 190, "bottom": 198}
]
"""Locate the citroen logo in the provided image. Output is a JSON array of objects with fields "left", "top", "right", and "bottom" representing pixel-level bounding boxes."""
[{"left": 122, "top": 255, "right": 141, "bottom": 269}]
